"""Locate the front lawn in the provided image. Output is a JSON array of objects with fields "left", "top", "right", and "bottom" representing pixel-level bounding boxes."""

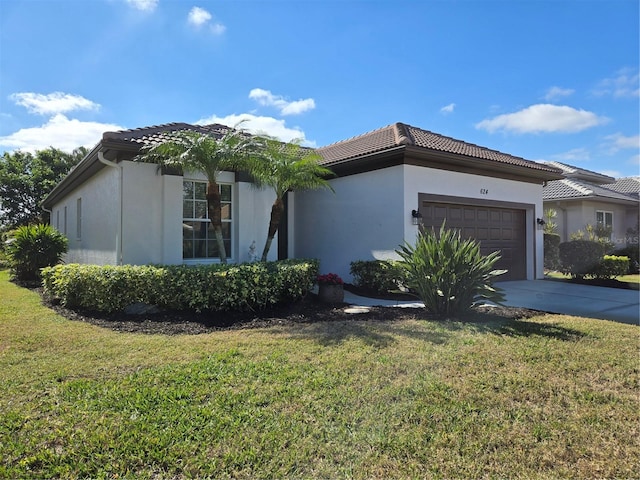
[
  {"left": 0, "top": 270, "right": 638, "bottom": 478},
  {"left": 545, "top": 271, "right": 640, "bottom": 288}
]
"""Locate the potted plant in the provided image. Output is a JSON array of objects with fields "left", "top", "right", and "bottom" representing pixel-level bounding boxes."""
[{"left": 317, "top": 273, "right": 344, "bottom": 303}]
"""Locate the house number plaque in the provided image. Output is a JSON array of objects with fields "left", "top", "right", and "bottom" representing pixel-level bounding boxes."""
[{"left": 480, "top": 188, "right": 489, "bottom": 195}]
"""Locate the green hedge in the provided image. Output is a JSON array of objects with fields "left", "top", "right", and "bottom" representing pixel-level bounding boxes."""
[
  {"left": 41, "top": 259, "right": 318, "bottom": 313},
  {"left": 615, "top": 245, "right": 639, "bottom": 274},
  {"left": 559, "top": 240, "right": 606, "bottom": 279},
  {"left": 544, "top": 233, "right": 561, "bottom": 270},
  {"left": 589, "top": 255, "right": 630, "bottom": 280},
  {"left": 349, "top": 260, "right": 408, "bottom": 294}
]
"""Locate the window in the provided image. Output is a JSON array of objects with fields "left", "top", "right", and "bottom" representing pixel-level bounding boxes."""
[
  {"left": 596, "top": 210, "right": 613, "bottom": 238},
  {"left": 63, "top": 206, "right": 67, "bottom": 236},
  {"left": 182, "top": 180, "right": 232, "bottom": 259},
  {"left": 76, "top": 198, "right": 82, "bottom": 239}
]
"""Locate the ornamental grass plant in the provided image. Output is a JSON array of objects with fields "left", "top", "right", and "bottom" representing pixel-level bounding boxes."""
[{"left": 396, "top": 223, "right": 506, "bottom": 317}]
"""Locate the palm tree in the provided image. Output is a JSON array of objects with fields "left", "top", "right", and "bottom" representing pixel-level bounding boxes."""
[
  {"left": 137, "top": 125, "right": 260, "bottom": 264},
  {"left": 248, "top": 136, "right": 335, "bottom": 262}
]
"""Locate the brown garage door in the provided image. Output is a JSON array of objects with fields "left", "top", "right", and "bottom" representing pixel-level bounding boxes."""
[{"left": 420, "top": 202, "right": 526, "bottom": 281}]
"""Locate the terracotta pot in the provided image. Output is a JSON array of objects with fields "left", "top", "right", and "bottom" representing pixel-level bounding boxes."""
[{"left": 318, "top": 284, "right": 344, "bottom": 303}]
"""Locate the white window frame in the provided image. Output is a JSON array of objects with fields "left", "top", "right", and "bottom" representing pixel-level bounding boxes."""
[
  {"left": 182, "top": 179, "right": 233, "bottom": 261},
  {"left": 596, "top": 210, "right": 613, "bottom": 239}
]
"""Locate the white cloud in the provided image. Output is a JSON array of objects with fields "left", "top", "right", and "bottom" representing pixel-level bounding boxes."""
[
  {"left": 188, "top": 6, "right": 211, "bottom": 26},
  {"left": 196, "top": 113, "right": 315, "bottom": 146},
  {"left": 475, "top": 104, "right": 608, "bottom": 134},
  {"left": 10, "top": 92, "right": 100, "bottom": 116},
  {"left": 628, "top": 154, "right": 640, "bottom": 166},
  {"left": 249, "top": 88, "right": 316, "bottom": 116},
  {"left": 603, "top": 133, "right": 640, "bottom": 153},
  {"left": 593, "top": 68, "right": 640, "bottom": 98},
  {"left": 0, "top": 114, "right": 124, "bottom": 153},
  {"left": 125, "top": 0, "right": 158, "bottom": 12},
  {"left": 543, "top": 86, "right": 575, "bottom": 101},
  {"left": 188, "top": 6, "right": 226, "bottom": 34},
  {"left": 440, "top": 103, "right": 455, "bottom": 114},
  {"left": 551, "top": 148, "right": 591, "bottom": 162}
]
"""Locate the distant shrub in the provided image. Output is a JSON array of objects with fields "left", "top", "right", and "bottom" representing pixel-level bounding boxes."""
[
  {"left": 42, "top": 259, "right": 318, "bottom": 313},
  {"left": 396, "top": 224, "right": 506, "bottom": 317},
  {"left": 559, "top": 240, "right": 606, "bottom": 279},
  {"left": 544, "top": 233, "right": 561, "bottom": 270},
  {"left": 589, "top": 255, "right": 630, "bottom": 280},
  {"left": 349, "top": 260, "right": 407, "bottom": 294},
  {"left": 615, "top": 245, "right": 639, "bottom": 274},
  {"left": 6, "top": 224, "right": 67, "bottom": 281}
]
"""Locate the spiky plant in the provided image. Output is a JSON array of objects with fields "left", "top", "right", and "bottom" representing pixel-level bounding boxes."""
[
  {"left": 396, "top": 222, "right": 506, "bottom": 317},
  {"left": 6, "top": 224, "right": 68, "bottom": 281}
]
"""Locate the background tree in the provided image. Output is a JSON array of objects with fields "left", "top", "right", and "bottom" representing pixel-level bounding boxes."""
[
  {"left": 248, "top": 136, "right": 334, "bottom": 262},
  {"left": 0, "top": 147, "right": 84, "bottom": 229},
  {"left": 137, "top": 126, "right": 260, "bottom": 264}
]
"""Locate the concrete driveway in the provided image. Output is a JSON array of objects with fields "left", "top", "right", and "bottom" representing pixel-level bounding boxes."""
[
  {"left": 497, "top": 280, "right": 639, "bottom": 325},
  {"left": 343, "top": 280, "right": 639, "bottom": 325}
]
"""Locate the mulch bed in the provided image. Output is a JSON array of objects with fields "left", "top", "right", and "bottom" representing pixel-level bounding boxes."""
[{"left": 39, "top": 288, "right": 543, "bottom": 336}]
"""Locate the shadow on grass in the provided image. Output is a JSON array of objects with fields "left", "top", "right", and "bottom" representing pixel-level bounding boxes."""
[
  {"left": 278, "top": 310, "right": 587, "bottom": 348},
  {"left": 440, "top": 316, "right": 588, "bottom": 342}
]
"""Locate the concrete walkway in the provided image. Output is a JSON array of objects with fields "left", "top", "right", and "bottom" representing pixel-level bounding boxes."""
[{"left": 342, "top": 280, "right": 640, "bottom": 325}]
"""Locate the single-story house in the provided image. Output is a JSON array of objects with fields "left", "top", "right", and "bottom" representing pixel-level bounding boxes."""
[
  {"left": 542, "top": 161, "right": 640, "bottom": 248},
  {"left": 42, "top": 122, "right": 563, "bottom": 282}
]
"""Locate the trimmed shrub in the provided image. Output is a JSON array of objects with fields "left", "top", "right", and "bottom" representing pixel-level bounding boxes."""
[
  {"left": 544, "top": 233, "right": 561, "bottom": 270},
  {"left": 589, "top": 255, "right": 630, "bottom": 280},
  {"left": 396, "top": 224, "right": 506, "bottom": 317},
  {"left": 349, "top": 260, "right": 407, "bottom": 294},
  {"left": 41, "top": 259, "right": 318, "bottom": 313},
  {"left": 6, "top": 224, "right": 67, "bottom": 281},
  {"left": 615, "top": 245, "right": 639, "bottom": 274},
  {"left": 559, "top": 240, "right": 606, "bottom": 279}
]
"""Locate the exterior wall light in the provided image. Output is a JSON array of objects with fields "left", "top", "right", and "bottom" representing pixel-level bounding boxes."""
[
  {"left": 536, "top": 217, "right": 546, "bottom": 229},
  {"left": 411, "top": 209, "right": 423, "bottom": 225}
]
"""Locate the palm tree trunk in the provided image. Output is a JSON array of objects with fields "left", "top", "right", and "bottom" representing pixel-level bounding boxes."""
[
  {"left": 261, "top": 197, "right": 284, "bottom": 262},
  {"left": 207, "top": 181, "right": 227, "bottom": 264}
]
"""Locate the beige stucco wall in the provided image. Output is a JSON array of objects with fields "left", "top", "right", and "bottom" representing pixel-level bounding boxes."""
[
  {"left": 544, "top": 199, "right": 638, "bottom": 248},
  {"left": 52, "top": 165, "right": 120, "bottom": 265},
  {"left": 51, "top": 162, "right": 277, "bottom": 266},
  {"left": 295, "top": 164, "right": 545, "bottom": 282}
]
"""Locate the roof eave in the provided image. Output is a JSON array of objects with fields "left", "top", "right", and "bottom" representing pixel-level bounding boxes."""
[
  {"left": 41, "top": 143, "right": 106, "bottom": 210},
  {"left": 543, "top": 194, "right": 640, "bottom": 206},
  {"left": 404, "top": 146, "right": 564, "bottom": 183}
]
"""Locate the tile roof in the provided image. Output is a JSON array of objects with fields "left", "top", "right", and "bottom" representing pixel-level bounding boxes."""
[
  {"left": 102, "top": 122, "right": 232, "bottom": 147},
  {"left": 543, "top": 178, "right": 639, "bottom": 202},
  {"left": 543, "top": 161, "right": 615, "bottom": 183},
  {"left": 317, "top": 122, "right": 560, "bottom": 174},
  {"left": 604, "top": 177, "right": 640, "bottom": 197}
]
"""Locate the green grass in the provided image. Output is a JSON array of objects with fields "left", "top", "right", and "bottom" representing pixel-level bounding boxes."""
[
  {"left": 545, "top": 271, "right": 640, "bottom": 284},
  {"left": 1, "top": 270, "right": 638, "bottom": 479}
]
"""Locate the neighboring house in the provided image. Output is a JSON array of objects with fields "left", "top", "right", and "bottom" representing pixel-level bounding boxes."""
[
  {"left": 542, "top": 161, "right": 640, "bottom": 249},
  {"left": 42, "top": 122, "right": 562, "bottom": 282}
]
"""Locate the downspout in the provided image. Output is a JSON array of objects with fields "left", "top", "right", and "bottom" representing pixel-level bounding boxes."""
[{"left": 98, "top": 151, "right": 123, "bottom": 265}]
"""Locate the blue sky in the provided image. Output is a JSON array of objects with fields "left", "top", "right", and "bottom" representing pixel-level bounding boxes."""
[{"left": 1, "top": 0, "right": 638, "bottom": 177}]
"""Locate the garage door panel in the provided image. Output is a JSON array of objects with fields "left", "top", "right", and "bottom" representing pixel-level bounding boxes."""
[
  {"left": 420, "top": 201, "right": 526, "bottom": 281},
  {"left": 464, "top": 209, "right": 476, "bottom": 221},
  {"left": 449, "top": 207, "right": 463, "bottom": 220}
]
